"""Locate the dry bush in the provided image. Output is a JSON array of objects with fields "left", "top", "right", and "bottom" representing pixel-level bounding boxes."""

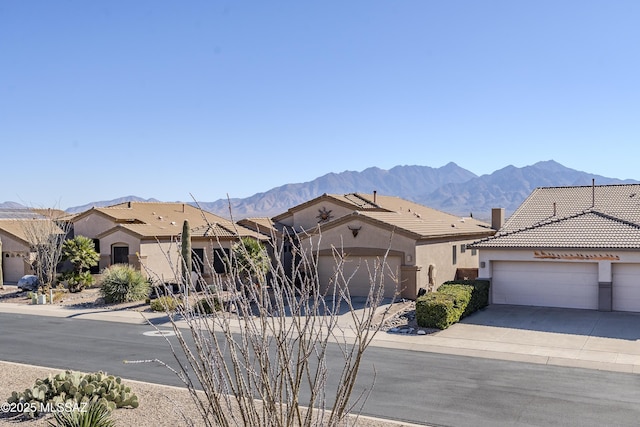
[{"left": 138, "top": 222, "right": 397, "bottom": 427}]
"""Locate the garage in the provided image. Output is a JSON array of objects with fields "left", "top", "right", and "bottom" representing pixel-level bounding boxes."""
[
  {"left": 612, "top": 264, "right": 640, "bottom": 312},
  {"left": 492, "top": 261, "right": 599, "bottom": 309},
  {"left": 318, "top": 254, "right": 400, "bottom": 299}
]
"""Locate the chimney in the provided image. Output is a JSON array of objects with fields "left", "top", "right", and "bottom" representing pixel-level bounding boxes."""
[
  {"left": 553, "top": 202, "right": 556, "bottom": 216},
  {"left": 127, "top": 201, "right": 132, "bottom": 208},
  {"left": 592, "top": 178, "right": 595, "bottom": 208},
  {"left": 491, "top": 208, "right": 504, "bottom": 230},
  {"left": 373, "top": 190, "right": 377, "bottom": 204}
]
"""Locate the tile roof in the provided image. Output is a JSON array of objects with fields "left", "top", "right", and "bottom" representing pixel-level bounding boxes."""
[
  {"left": 355, "top": 210, "right": 493, "bottom": 239},
  {"left": 0, "top": 219, "right": 65, "bottom": 245},
  {"left": 274, "top": 192, "right": 440, "bottom": 219},
  {"left": 0, "top": 220, "right": 33, "bottom": 243},
  {"left": 471, "top": 184, "right": 640, "bottom": 249},
  {"left": 83, "top": 202, "right": 262, "bottom": 239}
]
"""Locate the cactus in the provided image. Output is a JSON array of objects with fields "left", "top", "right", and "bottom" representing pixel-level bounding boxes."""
[
  {"left": 181, "top": 219, "right": 192, "bottom": 292},
  {"left": 4, "top": 370, "right": 139, "bottom": 419}
]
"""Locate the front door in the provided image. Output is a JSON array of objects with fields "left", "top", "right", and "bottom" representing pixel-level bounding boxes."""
[{"left": 112, "top": 246, "right": 129, "bottom": 265}]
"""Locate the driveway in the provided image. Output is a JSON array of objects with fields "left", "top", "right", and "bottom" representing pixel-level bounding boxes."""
[{"left": 371, "top": 304, "right": 640, "bottom": 374}]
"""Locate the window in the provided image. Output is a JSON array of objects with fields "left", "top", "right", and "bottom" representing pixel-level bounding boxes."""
[
  {"left": 213, "top": 248, "right": 230, "bottom": 274},
  {"left": 192, "top": 248, "right": 205, "bottom": 274},
  {"left": 112, "top": 246, "right": 129, "bottom": 264},
  {"left": 460, "top": 244, "right": 466, "bottom": 254},
  {"left": 91, "top": 239, "right": 101, "bottom": 273},
  {"left": 471, "top": 248, "right": 477, "bottom": 256},
  {"left": 452, "top": 245, "right": 457, "bottom": 265}
]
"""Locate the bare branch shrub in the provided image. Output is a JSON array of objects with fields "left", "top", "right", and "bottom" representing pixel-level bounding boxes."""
[
  {"left": 140, "top": 225, "right": 397, "bottom": 427},
  {"left": 20, "top": 210, "right": 71, "bottom": 288}
]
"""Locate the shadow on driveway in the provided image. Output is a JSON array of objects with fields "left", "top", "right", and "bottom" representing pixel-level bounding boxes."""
[{"left": 461, "top": 304, "right": 640, "bottom": 341}]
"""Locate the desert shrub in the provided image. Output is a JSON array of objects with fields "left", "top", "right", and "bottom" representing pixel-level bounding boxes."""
[
  {"left": 193, "top": 296, "right": 222, "bottom": 314},
  {"left": 417, "top": 279, "right": 491, "bottom": 329},
  {"left": 440, "top": 279, "right": 490, "bottom": 316},
  {"left": 150, "top": 295, "right": 181, "bottom": 312},
  {"left": 6, "top": 371, "right": 138, "bottom": 419},
  {"left": 437, "top": 284, "right": 472, "bottom": 316},
  {"left": 416, "top": 292, "right": 460, "bottom": 329},
  {"left": 48, "top": 399, "right": 115, "bottom": 427},
  {"left": 99, "top": 264, "right": 150, "bottom": 304}
]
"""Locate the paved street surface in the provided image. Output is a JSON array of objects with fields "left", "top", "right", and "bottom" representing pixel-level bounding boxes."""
[{"left": 1, "top": 312, "right": 639, "bottom": 426}]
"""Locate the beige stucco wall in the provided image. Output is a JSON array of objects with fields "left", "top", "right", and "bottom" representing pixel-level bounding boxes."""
[
  {"left": 73, "top": 214, "right": 116, "bottom": 239},
  {"left": 98, "top": 230, "right": 142, "bottom": 271},
  {"left": 138, "top": 239, "right": 180, "bottom": 284},
  {"left": 292, "top": 201, "right": 358, "bottom": 231},
  {"left": 415, "top": 237, "right": 481, "bottom": 291},
  {"left": 0, "top": 232, "right": 32, "bottom": 283},
  {"left": 302, "top": 219, "right": 419, "bottom": 299}
]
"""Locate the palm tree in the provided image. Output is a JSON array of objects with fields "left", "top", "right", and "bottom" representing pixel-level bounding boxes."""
[{"left": 61, "top": 235, "right": 99, "bottom": 292}]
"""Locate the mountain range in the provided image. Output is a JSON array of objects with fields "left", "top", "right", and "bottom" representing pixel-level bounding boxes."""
[{"left": 3, "top": 160, "right": 637, "bottom": 221}]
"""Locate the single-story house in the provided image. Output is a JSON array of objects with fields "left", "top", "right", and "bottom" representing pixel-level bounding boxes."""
[
  {"left": 71, "top": 202, "right": 268, "bottom": 284},
  {"left": 469, "top": 183, "right": 640, "bottom": 312},
  {"left": 271, "top": 192, "right": 497, "bottom": 299},
  {"left": 0, "top": 220, "right": 35, "bottom": 283},
  {"left": 0, "top": 209, "right": 70, "bottom": 284}
]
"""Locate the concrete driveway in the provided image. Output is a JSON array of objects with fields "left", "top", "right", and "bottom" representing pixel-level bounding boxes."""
[{"left": 371, "top": 304, "right": 640, "bottom": 374}]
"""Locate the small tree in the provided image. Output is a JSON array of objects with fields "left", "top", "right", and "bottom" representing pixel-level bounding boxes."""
[
  {"left": 231, "top": 236, "right": 270, "bottom": 283},
  {"left": 21, "top": 212, "right": 71, "bottom": 290},
  {"left": 61, "top": 235, "right": 99, "bottom": 292}
]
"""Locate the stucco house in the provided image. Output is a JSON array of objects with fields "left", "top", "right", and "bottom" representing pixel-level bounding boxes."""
[
  {"left": 0, "top": 209, "right": 69, "bottom": 284},
  {"left": 71, "top": 202, "right": 268, "bottom": 285},
  {"left": 470, "top": 183, "right": 640, "bottom": 313},
  {"left": 0, "top": 220, "right": 35, "bottom": 283},
  {"left": 270, "top": 192, "right": 497, "bottom": 299}
]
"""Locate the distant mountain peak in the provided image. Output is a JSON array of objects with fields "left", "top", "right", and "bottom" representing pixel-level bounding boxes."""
[{"left": 8, "top": 161, "right": 636, "bottom": 220}]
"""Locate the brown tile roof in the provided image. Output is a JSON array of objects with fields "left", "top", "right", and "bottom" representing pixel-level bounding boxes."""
[
  {"left": 0, "top": 220, "right": 32, "bottom": 244},
  {"left": 471, "top": 184, "right": 640, "bottom": 249},
  {"left": 238, "top": 217, "right": 280, "bottom": 237},
  {"left": 84, "top": 202, "right": 262, "bottom": 240},
  {"left": 357, "top": 211, "right": 493, "bottom": 239},
  {"left": 0, "top": 219, "right": 65, "bottom": 245}
]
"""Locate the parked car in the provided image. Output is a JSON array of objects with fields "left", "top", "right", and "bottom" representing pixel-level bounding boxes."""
[{"left": 17, "top": 275, "right": 40, "bottom": 292}]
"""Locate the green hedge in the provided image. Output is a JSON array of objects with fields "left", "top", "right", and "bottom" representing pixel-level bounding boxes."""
[{"left": 416, "top": 279, "right": 490, "bottom": 329}]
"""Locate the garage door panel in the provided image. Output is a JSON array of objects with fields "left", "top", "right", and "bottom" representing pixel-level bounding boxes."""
[
  {"left": 318, "top": 255, "right": 400, "bottom": 299},
  {"left": 493, "top": 261, "right": 598, "bottom": 310},
  {"left": 612, "top": 264, "right": 640, "bottom": 312}
]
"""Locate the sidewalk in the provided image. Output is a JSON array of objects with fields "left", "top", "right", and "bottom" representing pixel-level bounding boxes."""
[{"left": 1, "top": 301, "right": 639, "bottom": 375}]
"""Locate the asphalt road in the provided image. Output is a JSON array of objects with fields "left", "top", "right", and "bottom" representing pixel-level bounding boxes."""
[{"left": 1, "top": 313, "right": 639, "bottom": 426}]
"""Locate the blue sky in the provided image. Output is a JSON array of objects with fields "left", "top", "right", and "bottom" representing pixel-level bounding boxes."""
[{"left": 2, "top": 1, "right": 639, "bottom": 209}]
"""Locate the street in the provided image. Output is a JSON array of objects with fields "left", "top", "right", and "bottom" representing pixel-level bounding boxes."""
[{"left": 1, "top": 313, "right": 639, "bottom": 426}]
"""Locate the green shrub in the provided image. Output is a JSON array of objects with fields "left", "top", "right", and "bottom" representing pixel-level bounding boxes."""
[
  {"left": 437, "top": 284, "right": 473, "bottom": 317},
  {"left": 416, "top": 293, "right": 460, "bottom": 329},
  {"left": 441, "top": 279, "right": 490, "bottom": 316},
  {"left": 416, "top": 279, "right": 491, "bottom": 329},
  {"left": 6, "top": 371, "right": 138, "bottom": 419},
  {"left": 150, "top": 296, "right": 181, "bottom": 312},
  {"left": 193, "top": 297, "right": 222, "bottom": 315},
  {"left": 99, "top": 264, "right": 150, "bottom": 304},
  {"left": 48, "top": 399, "right": 115, "bottom": 427}
]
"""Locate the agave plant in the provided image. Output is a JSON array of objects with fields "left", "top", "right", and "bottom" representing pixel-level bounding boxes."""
[{"left": 48, "top": 400, "right": 115, "bottom": 427}]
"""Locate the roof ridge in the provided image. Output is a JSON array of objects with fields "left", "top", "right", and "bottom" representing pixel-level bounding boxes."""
[{"left": 589, "top": 209, "right": 640, "bottom": 229}]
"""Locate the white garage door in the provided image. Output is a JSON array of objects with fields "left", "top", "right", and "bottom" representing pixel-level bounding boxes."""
[
  {"left": 318, "top": 255, "right": 400, "bottom": 299},
  {"left": 492, "top": 261, "right": 598, "bottom": 309},
  {"left": 612, "top": 264, "right": 640, "bottom": 312}
]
